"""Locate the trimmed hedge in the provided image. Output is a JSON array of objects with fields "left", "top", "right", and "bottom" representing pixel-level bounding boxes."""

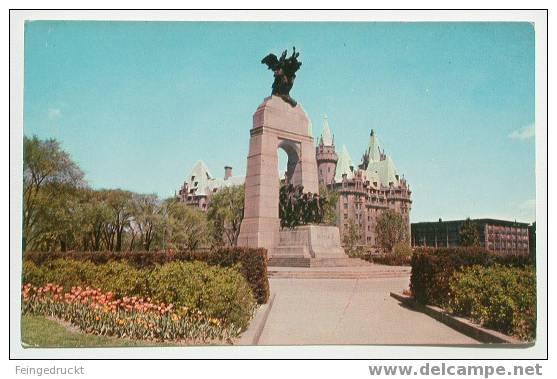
[
  {"left": 449, "top": 264, "right": 536, "bottom": 341},
  {"left": 410, "top": 247, "right": 533, "bottom": 307},
  {"left": 367, "top": 254, "right": 412, "bottom": 266},
  {"left": 22, "top": 259, "right": 148, "bottom": 298},
  {"left": 24, "top": 247, "right": 269, "bottom": 304}
]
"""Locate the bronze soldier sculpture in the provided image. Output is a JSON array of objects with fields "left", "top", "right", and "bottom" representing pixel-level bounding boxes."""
[{"left": 261, "top": 47, "right": 302, "bottom": 107}]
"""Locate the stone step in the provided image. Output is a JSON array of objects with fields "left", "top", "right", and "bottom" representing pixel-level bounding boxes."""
[
  {"left": 268, "top": 257, "right": 373, "bottom": 268},
  {"left": 309, "top": 258, "right": 373, "bottom": 267},
  {"left": 267, "top": 270, "right": 410, "bottom": 279},
  {"left": 268, "top": 257, "right": 311, "bottom": 267}
]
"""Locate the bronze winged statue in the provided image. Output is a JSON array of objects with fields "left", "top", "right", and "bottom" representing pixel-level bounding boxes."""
[{"left": 261, "top": 47, "right": 302, "bottom": 107}]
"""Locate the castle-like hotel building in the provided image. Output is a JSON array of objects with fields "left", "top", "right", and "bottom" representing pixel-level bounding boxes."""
[
  {"left": 315, "top": 116, "right": 412, "bottom": 245},
  {"left": 177, "top": 116, "right": 412, "bottom": 246}
]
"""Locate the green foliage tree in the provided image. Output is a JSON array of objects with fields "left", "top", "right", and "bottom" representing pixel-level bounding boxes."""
[
  {"left": 342, "top": 219, "right": 361, "bottom": 255},
  {"left": 207, "top": 185, "right": 244, "bottom": 247},
  {"left": 375, "top": 209, "right": 408, "bottom": 253},
  {"left": 101, "top": 189, "right": 134, "bottom": 252},
  {"left": 22, "top": 135, "right": 216, "bottom": 253},
  {"left": 163, "top": 199, "right": 208, "bottom": 250},
  {"left": 23, "top": 135, "right": 84, "bottom": 251},
  {"left": 459, "top": 218, "right": 480, "bottom": 247},
  {"left": 131, "top": 193, "right": 163, "bottom": 251},
  {"left": 80, "top": 189, "right": 112, "bottom": 251},
  {"left": 319, "top": 184, "right": 339, "bottom": 226}
]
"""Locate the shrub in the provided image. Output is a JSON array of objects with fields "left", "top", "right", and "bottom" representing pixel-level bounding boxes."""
[
  {"left": 369, "top": 253, "right": 412, "bottom": 266},
  {"left": 208, "top": 247, "right": 269, "bottom": 305},
  {"left": 410, "top": 247, "right": 532, "bottom": 307},
  {"left": 448, "top": 265, "right": 536, "bottom": 341},
  {"left": 393, "top": 242, "right": 413, "bottom": 257},
  {"left": 23, "top": 259, "right": 148, "bottom": 298},
  {"left": 40, "top": 259, "right": 99, "bottom": 288},
  {"left": 148, "top": 261, "right": 256, "bottom": 329},
  {"left": 23, "top": 246, "right": 269, "bottom": 304},
  {"left": 22, "top": 261, "right": 46, "bottom": 285},
  {"left": 93, "top": 261, "right": 149, "bottom": 297},
  {"left": 357, "top": 244, "right": 412, "bottom": 266}
]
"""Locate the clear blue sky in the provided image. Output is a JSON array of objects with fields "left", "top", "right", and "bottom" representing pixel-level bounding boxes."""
[{"left": 23, "top": 21, "right": 536, "bottom": 223}]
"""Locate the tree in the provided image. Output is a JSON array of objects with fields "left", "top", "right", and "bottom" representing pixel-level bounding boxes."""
[
  {"left": 164, "top": 199, "right": 208, "bottom": 250},
  {"left": 375, "top": 209, "right": 408, "bottom": 253},
  {"left": 101, "top": 189, "right": 134, "bottom": 251},
  {"left": 459, "top": 218, "right": 480, "bottom": 247},
  {"left": 529, "top": 222, "right": 536, "bottom": 262},
  {"left": 131, "top": 193, "right": 163, "bottom": 251},
  {"left": 319, "top": 185, "right": 339, "bottom": 226},
  {"left": 207, "top": 185, "right": 244, "bottom": 246},
  {"left": 79, "top": 189, "right": 112, "bottom": 251},
  {"left": 43, "top": 183, "right": 84, "bottom": 252},
  {"left": 23, "top": 135, "right": 84, "bottom": 251},
  {"left": 342, "top": 219, "right": 361, "bottom": 255}
]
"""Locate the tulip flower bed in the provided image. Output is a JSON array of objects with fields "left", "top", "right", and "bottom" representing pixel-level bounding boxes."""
[
  {"left": 22, "top": 283, "right": 240, "bottom": 343},
  {"left": 23, "top": 259, "right": 257, "bottom": 331}
]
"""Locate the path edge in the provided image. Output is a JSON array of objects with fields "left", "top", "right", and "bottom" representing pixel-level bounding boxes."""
[
  {"left": 237, "top": 293, "right": 276, "bottom": 345},
  {"left": 390, "top": 292, "right": 531, "bottom": 346}
]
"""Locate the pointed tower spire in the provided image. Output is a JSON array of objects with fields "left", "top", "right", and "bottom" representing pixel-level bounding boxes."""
[
  {"left": 335, "top": 144, "right": 355, "bottom": 182},
  {"left": 367, "top": 128, "right": 381, "bottom": 163},
  {"left": 320, "top": 114, "right": 334, "bottom": 146}
]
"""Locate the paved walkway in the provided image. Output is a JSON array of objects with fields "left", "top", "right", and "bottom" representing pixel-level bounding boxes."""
[{"left": 257, "top": 275, "right": 479, "bottom": 345}]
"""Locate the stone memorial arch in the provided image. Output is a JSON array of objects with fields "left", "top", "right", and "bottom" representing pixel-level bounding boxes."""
[
  {"left": 237, "top": 95, "right": 319, "bottom": 255},
  {"left": 238, "top": 47, "right": 345, "bottom": 263}
]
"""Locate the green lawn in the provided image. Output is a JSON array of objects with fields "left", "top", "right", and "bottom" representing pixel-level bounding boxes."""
[{"left": 21, "top": 315, "right": 178, "bottom": 348}]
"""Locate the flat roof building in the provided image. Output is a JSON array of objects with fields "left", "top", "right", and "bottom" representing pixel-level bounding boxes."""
[{"left": 411, "top": 218, "right": 531, "bottom": 255}]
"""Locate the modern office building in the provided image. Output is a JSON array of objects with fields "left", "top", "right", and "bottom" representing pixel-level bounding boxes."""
[{"left": 411, "top": 218, "right": 530, "bottom": 255}]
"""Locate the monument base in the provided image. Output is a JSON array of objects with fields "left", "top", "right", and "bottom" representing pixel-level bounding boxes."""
[{"left": 272, "top": 225, "right": 346, "bottom": 259}]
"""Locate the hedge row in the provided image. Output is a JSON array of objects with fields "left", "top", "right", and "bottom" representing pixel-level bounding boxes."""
[
  {"left": 449, "top": 264, "right": 536, "bottom": 341},
  {"left": 367, "top": 254, "right": 412, "bottom": 266},
  {"left": 24, "top": 247, "right": 269, "bottom": 304},
  {"left": 410, "top": 247, "right": 533, "bottom": 307}
]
